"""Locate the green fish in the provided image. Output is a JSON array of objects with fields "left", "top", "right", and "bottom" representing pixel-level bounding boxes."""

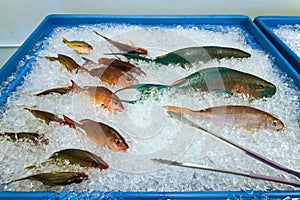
[
  {"left": 7, "top": 172, "right": 88, "bottom": 186},
  {"left": 26, "top": 148, "right": 109, "bottom": 171},
  {"left": 115, "top": 67, "right": 276, "bottom": 103},
  {"left": 108, "top": 46, "right": 251, "bottom": 68}
]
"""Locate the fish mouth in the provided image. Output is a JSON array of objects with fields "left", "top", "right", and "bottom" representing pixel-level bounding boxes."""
[{"left": 257, "top": 84, "right": 276, "bottom": 98}]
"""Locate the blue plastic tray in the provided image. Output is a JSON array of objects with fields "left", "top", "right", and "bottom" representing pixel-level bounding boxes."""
[
  {"left": 0, "top": 14, "right": 300, "bottom": 199},
  {"left": 254, "top": 16, "right": 300, "bottom": 74}
]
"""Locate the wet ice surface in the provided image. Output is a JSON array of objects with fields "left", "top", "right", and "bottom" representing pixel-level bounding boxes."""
[
  {"left": 0, "top": 23, "right": 299, "bottom": 193},
  {"left": 273, "top": 24, "right": 300, "bottom": 57}
]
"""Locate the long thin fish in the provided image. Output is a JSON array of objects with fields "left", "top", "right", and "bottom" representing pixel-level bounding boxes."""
[
  {"left": 167, "top": 111, "right": 300, "bottom": 179},
  {"left": 152, "top": 159, "right": 300, "bottom": 187}
]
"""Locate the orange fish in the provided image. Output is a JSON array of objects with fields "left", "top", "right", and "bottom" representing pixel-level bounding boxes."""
[
  {"left": 63, "top": 115, "right": 129, "bottom": 152},
  {"left": 69, "top": 80, "right": 124, "bottom": 113}
]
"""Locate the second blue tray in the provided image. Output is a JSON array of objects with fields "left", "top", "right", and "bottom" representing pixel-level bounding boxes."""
[{"left": 254, "top": 16, "right": 300, "bottom": 74}]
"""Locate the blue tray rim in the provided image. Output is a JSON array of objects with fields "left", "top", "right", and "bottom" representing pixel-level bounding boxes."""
[
  {"left": 254, "top": 16, "right": 300, "bottom": 74},
  {"left": 0, "top": 14, "right": 300, "bottom": 198}
]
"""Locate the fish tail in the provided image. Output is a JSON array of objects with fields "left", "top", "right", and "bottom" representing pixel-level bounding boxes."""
[
  {"left": 62, "top": 37, "right": 69, "bottom": 44},
  {"left": 69, "top": 80, "right": 82, "bottom": 93},
  {"left": 115, "top": 84, "right": 167, "bottom": 94},
  {"left": 63, "top": 115, "right": 77, "bottom": 129},
  {"left": 45, "top": 56, "right": 57, "bottom": 62}
]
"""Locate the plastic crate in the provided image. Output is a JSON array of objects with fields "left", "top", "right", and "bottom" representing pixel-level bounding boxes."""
[
  {"left": 254, "top": 16, "right": 300, "bottom": 74},
  {"left": 0, "top": 15, "right": 299, "bottom": 199}
]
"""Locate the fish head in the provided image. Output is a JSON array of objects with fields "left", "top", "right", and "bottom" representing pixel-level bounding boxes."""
[
  {"left": 72, "top": 172, "right": 89, "bottom": 184},
  {"left": 104, "top": 95, "right": 124, "bottom": 113},
  {"left": 253, "top": 81, "right": 276, "bottom": 99},
  {"left": 98, "top": 58, "right": 114, "bottom": 65},
  {"left": 117, "top": 74, "right": 139, "bottom": 87},
  {"left": 106, "top": 129, "right": 129, "bottom": 152},
  {"left": 267, "top": 116, "right": 285, "bottom": 131},
  {"left": 89, "top": 154, "right": 109, "bottom": 171}
]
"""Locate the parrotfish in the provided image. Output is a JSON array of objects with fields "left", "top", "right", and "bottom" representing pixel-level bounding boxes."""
[
  {"left": 8, "top": 172, "right": 88, "bottom": 186},
  {"left": 80, "top": 58, "right": 139, "bottom": 87},
  {"left": 69, "top": 80, "right": 124, "bottom": 113},
  {"left": 93, "top": 31, "right": 149, "bottom": 55},
  {"left": 26, "top": 148, "right": 109, "bottom": 171},
  {"left": 109, "top": 46, "right": 250, "bottom": 68},
  {"left": 115, "top": 67, "right": 276, "bottom": 102},
  {"left": 1, "top": 132, "right": 49, "bottom": 145},
  {"left": 63, "top": 115, "right": 129, "bottom": 152},
  {"left": 163, "top": 105, "right": 284, "bottom": 132},
  {"left": 45, "top": 54, "right": 81, "bottom": 73},
  {"left": 62, "top": 38, "right": 93, "bottom": 54}
]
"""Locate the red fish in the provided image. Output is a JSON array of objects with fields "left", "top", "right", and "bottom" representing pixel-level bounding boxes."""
[
  {"left": 69, "top": 80, "right": 124, "bottom": 113},
  {"left": 63, "top": 115, "right": 129, "bottom": 152}
]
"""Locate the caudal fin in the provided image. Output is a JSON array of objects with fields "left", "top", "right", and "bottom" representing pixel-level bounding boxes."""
[
  {"left": 68, "top": 80, "right": 82, "bottom": 93},
  {"left": 63, "top": 115, "right": 77, "bottom": 129},
  {"left": 45, "top": 56, "right": 57, "bottom": 62},
  {"left": 162, "top": 106, "right": 196, "bottom": 117},
  {"left": 62, "top": 38, "right": 69, "bottom": 44}
]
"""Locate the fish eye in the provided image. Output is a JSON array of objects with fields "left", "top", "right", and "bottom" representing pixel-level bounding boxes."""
[
  {"left": 272, "top": 120, "right": 278, "bottom": 126},
  {"left": 92, "top": 161, "right": 98, "bottom": 167},
  {"left": 115, "top": 138, "right": 121, "bottom": 144},
  {"left": 258, "top": 85, "right": 264, "bottom": 90}
]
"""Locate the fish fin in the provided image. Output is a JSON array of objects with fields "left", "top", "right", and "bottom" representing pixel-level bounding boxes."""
[
  {"left": 45, "top": 56, "right": 57, "bottom": 62},
  {"left": 212, "top": 89, "right": 233, "bottom": 95},
  {"left": 79, "top": 119, "right": 93, "bottom": 124},
  {"left": 63, "top": 115, "right": 78, "bottom": 129},
  {"left": 69, "top": 80, "right": 82, "bottom": 93},
  {"left": 115, "top": 84, "right": 167, "bottom": 94},
  {"left": 62, "top": 38, "right": 69, "bottom": 44},
  {"left": 24, "top": 165, "right": 36, "bottom": 170},
  {"left": 129, "top": 40, "right": 136, "bottom": 47},
  {"left": 237, "top": 126, "right": 255, "bottom": 133},
  {"left": 170, "top": 78, "right": 185, "bottom": 86}
]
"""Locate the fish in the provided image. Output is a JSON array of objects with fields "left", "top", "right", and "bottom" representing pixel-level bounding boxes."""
[
  {"left": 26, "top": 148, "right": 109, "bottom": 171},
  {"left": 19, "top": 106, "right": 64, "bottom": 125},
  {"left": 1, "top": 132, "right": 49, "bottom": 145},
  {"left": 63, "top": 115, "right": 129, "bottom": 152},
  {"left": 115, "top": 67, "right": 276, "bottom": 102},
  {"left": 35, "top": 86, "right": 70, "bottom": 96},
  {"left": 79, "top": 63, "right": 138, "bottom": 87},
  {"left": 163, "top": 105, "right": 285, "bottom": 132},
  {"left": 108, "top": 46, "right": 251, "bottom": 68},
  {"left": 62, "top": 38, "right": 93, "bottom": 54},
  {"left": 7, "top": 172, "right": 88, "bottom": 186},
  {"left": 45, "top": 54, "right": 81, "bottom": 73},
  {"left": 93, "top": 31, "right": 149, "bottom": 55},
  {"left": 69, "top": 80, "right": 124, "bottom": 113},
  {"left": 98, "top": 57, "right": 146, "bottom": 76}
]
